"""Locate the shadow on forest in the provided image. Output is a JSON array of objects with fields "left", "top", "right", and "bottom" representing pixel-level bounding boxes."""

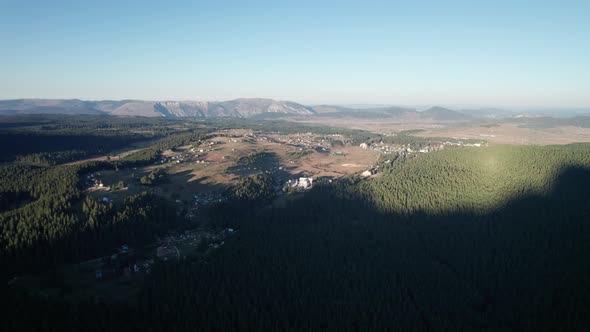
[
  {"left": 4, "top": 166, "right": 590, "bottom": 332},
  {"left": 193, "top": 165, "right": 590, "bottom": 331}
]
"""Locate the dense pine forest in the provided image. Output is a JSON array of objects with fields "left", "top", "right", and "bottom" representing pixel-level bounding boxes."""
[{"left": 2, "top": 115, "right": 590, "bottom": 331}]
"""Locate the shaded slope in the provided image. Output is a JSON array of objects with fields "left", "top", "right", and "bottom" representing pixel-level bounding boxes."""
[{"left": 149, "top": 157, "right": 589, "bottom": 331}]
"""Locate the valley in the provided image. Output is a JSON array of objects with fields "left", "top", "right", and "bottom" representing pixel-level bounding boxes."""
[
  {"left": 4, "top": 1, "right": 590, "bottom": 329},
  {"left": 2, "top": 114, "right": 590, "bottom": 331}
]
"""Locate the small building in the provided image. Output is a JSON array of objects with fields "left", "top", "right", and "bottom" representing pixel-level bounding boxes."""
[{"left": 298, "top": 177, "right": 313, "bottom": 190}]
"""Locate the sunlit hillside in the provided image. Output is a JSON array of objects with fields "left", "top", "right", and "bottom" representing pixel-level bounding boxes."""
[{"left": 364, "top": 145, "right": 590, "bottom": 214}]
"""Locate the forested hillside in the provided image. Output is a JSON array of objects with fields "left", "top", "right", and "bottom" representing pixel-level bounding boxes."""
[
  {"left": 0, "top": 120, "right": 214, "bottom": 276},
  {"left": 0, "top": 115, "right": 182, "bottom": 165},
  {"left": 4, "top": 143, "right": 590, "bottom": 331},
  {"left": 365, "top": 144, "right": 590, "bottom": 213}
]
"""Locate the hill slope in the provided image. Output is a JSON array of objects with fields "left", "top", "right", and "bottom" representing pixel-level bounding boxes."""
[{"left": 419, "top": 106, "right": 474, "bottom": 121}]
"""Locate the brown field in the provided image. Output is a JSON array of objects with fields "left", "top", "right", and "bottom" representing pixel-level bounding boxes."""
[
  {"left": 292, "top": 116, "right": 590, "bottom": 145},
  {"left": 66, "top": 139, "right": 157, "bottom": 165},
  {"left": 291, "top": 116, "right": 444, "bottom": 133},
  {"left": 415, "top": 124, "right": 590, "bottom": 145},
  {"left": 86, "top": 130, "right": 378, "bottom": 206}
]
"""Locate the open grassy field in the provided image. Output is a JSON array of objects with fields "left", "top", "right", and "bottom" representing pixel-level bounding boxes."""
[
  {"left": 292, "top": 116, "right": 590, "bottom": 145},
  {"left": 415, "top": 124, "right": 590, "bottom": 145}
]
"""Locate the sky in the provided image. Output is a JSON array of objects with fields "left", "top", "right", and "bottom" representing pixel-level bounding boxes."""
[{"left": 0, "top": 0, "right": 589, "bottom": 108}]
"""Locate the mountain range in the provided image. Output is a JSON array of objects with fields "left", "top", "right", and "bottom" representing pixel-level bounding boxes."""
[
  {"left": 0, "top": 98, "right": 315, "bottom": 118},
  {"left": 0, "top": 98, "right": 538, "bottom": 121}
]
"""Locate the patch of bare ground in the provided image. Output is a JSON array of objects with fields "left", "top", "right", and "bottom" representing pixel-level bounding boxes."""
[{"left": 65, "top": 139, "right": 157, "bottom": 165}]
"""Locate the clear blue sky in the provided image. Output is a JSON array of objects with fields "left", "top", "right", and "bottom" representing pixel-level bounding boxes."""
[{"left": 1, "top": 0, "right": 588, "bottom": 108}]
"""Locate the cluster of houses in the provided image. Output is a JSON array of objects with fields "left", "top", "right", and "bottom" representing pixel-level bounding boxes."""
[
  {"left": 269, "top": 132, "right": 348, "bottom": 153},
  {"left": 447, "top": 141, "right": 482, "bottom": 147},
  {"left": 156, "top": 227, "right": 236, "bottom": 259},
  {"left": 358, "top": 142, "right": 432, "bottom": 178},
  {"left": 95, "top": 246, "right": 154, "bottom": 281},
  {"left": 94, "top": 225, "right": 240, "bottom": 282},
  {"left": 156, "top": 153, "right": 189, "bottom": 165},
  {"left": 193, "top": 140, "right": 222, "bottom": 152},
  {"left": 193, "top": 192, "right": 227, "bottom": 209},
  {"left": 155, "top": 149, "right": 215, "bottom": 167},
  {"left": 358, "top": 139, "right": 484, "bottom": 178},
  {"left": 360, "top": 142, "right": 446, "bottom": 155},
  {"left": 93, "top": 226, "right": 240, "bottom": 282},
  {"left": 154, "top": 139, "right": 226, "bottom": 167}
]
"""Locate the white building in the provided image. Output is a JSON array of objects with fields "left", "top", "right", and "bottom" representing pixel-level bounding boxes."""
[{"left": 298, "top": 177, "right": 313, "bottom": 190}]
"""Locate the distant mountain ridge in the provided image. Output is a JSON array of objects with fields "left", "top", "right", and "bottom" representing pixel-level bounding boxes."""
[
  {"left": 0, "top": 98, "right": 545, "bottom": 121},
  {"left": 0, "top": 98, "right": 315, "bottom": 118}
]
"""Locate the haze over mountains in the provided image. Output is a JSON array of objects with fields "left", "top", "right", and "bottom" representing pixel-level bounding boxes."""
[{"left": 0, "top": 98, "right": 587, "bottom": 121}]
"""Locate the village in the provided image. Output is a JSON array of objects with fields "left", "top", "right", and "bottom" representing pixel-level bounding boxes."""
[
  {"left": 83, "top": 129, "right": 486, "bottom": 208},
  {"left": 356, "top": 137, "right": 484, "bottom": 177},
  {"left": 82, "top": 129, "right": 372, "bottom": 207}
]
